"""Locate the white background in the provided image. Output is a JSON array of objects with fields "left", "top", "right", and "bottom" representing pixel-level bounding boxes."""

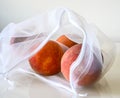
[{"left": 0, "top": 0, "right": 120, "bottom": 42}]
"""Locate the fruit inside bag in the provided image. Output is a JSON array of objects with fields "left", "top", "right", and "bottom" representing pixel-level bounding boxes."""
[{"left": 0, "top": 8, "right": 116, "bottom": 95}]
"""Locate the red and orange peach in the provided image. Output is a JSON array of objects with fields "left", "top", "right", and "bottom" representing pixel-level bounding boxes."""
[
  {"left": 56, "top": 35, "right": 77, "bottom": 48},
  {"left": 61, "top": 44, "right": 102, "bottom": 86},
  {"left": 29, "top": 40, "right": 64, "bottom": 76}
]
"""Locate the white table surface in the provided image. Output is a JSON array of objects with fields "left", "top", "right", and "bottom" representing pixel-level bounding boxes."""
[{"left": 0, "top": 43, "right": 120, "bottom": 98}]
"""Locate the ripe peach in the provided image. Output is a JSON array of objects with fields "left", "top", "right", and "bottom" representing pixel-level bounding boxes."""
[
  {"left": 56, "top": 35, "right": 77, "bottom": 48},
  {"left": 61, "top": 44, "right": 102, "bottom": 86},
  {"left": 29, "top": 40, "right": 64, "bottom": 76}
]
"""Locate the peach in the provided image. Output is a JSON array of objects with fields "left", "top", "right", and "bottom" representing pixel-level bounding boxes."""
[
  {"left": 29, "top": 40, "right": 64, "bottom": 76},
  {"left": 56, "top": 35, "right": 77, "bottom": 48},
  {"left": 61, "top": 44, "right": 102, "bottom": 86}
]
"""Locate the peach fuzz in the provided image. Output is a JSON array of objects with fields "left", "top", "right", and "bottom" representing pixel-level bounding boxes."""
[
  {"left": 56, "top": 35, "right": 77, "bottom": 48},
  {"left": 61, "top": 44, "right": 102, "bottom": 86},
  {"left": 29, "top": 40, "right": 64, "bottom": 76}
]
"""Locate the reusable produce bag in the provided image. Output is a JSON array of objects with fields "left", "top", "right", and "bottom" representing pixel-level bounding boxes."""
[{"left": 0, "top": 8, "right": 116, "bottom": 95}]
